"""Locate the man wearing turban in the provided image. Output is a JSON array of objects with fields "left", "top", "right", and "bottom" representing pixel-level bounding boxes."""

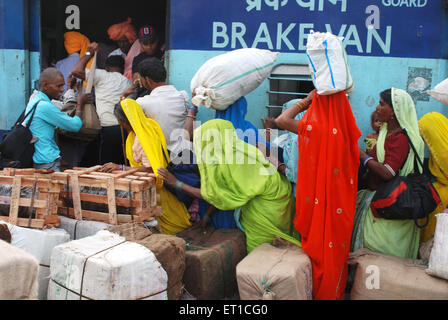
[
  {"left": 107, "top": 18, "right": 143, "bottom": 81},
  {"left": 55, "top": 31, "right": 92, "bottom": 93}
]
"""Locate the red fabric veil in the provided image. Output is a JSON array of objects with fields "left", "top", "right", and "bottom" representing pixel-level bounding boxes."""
[{"left": 295, "top": 91, "right": 361, "bottom": 300}]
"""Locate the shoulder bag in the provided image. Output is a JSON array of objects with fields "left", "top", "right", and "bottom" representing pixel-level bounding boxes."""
[
  {"left": 370, "top": 129, "right": 441, "bottom": 229},
  {"left": 0, "top": 101, "right": 40, "bottom": 168}
]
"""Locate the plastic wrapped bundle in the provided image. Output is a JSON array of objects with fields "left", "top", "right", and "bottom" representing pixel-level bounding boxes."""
[{"left": 48, "top": 231, "right": 168, "bottom": 300}]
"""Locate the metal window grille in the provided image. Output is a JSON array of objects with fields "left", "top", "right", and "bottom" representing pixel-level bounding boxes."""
[{"left": 266, "top": 64, "right": 315, "bottom": 119}]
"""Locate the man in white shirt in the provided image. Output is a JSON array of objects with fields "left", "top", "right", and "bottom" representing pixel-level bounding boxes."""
[
  {"left": 71, "top": 42, "right": 132, "bottom": 165},
  {"left": 134, "top": 57, "right": 190, "bottom": 158}
]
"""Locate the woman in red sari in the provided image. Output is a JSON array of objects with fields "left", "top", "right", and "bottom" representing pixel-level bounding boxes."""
[{"left": 276, "top": 90, "right": 361, "bottom": 300}]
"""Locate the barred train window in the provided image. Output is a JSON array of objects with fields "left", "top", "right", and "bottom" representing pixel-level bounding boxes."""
[{"left": 266, "top": 64, "right": 315, "bottom": 119}]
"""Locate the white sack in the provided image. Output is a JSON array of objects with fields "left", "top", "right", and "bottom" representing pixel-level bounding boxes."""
[
  {"left": 48, "top": 231, "right": 168, "bottom": 300},
  {"left": 427, "top": 214, "right": 448, "bottom": 280},
  {"left": 306, "top": 31, "right": 354, "bottom": 95},
  {"left": 426, "top": 78, "right": 448, "bottom": 106},
  {"left": 191, "top": 48, "right": 279, "bottom": 111}
]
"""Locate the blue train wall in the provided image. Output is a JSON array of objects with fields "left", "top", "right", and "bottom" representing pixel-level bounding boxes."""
[
  {"left": 1, "top": 0, "right": 448, "bottom": 149},
  {"left": 165, "top": 0, "right": 448, "bottom": 148},
  {"left": 0, "top": 0, "right": 41, "bottom": 132}
]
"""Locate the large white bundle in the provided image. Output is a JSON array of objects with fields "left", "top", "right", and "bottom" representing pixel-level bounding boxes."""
[
  {"left": 427, "top": 214, "right": 448, "bottom": 280},
  {"left": 0, "top": 240, "right": 39, "bottom": 300},
  {"left": 59, "top": 216, "right": 110, "bottom": 240},
  {"left": 426, "top": 78, "right": 448, "bottom": 106},
  {"left": 0, "top": 222, "right": 70, "bottom": 300},
  {"left": 306, "top": 31, "right": 354, "bottom": 95},
  {"left": 48, "top": 231, "right": 168, "bottom": 300},
  {"left": 191, "top": 48, "right": 279, "bottom": 111},
  {"left": 236, "top": 243, "right": 313, "bottom": 300}
]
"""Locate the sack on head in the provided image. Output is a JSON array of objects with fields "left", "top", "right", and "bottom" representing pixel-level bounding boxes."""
[
  {"left": 306, "top": 31, "right": 354, "bottom": 95},
  {"left": 191, "top": 48, "right": 279, "bottom": 111}
]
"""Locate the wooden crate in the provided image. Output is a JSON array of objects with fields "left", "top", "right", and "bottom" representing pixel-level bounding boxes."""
[
  {"left": 52, "top": 166, "right": 161, "bottom": 225},
  {"left": 0, "top": 169, "right": 61, "bottom": 229}
]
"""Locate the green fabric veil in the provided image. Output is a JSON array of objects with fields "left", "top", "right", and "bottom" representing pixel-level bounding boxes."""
[
  {"left": 364, "top": 88, "right": 424, "bottom": 259},
  {"left": 193, "top": 119, "right": 301, "bottom": 252}
]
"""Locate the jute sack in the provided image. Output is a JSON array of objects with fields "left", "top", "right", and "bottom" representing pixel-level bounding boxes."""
[
  {"left": 108, "top": 223, "right": 186, "bottom": 300},
  {"left": 427, "top": 78, "right": 448, "bottom": 106},
  {"left": 236, "top": 242, "right": 313, "bottom": 300},
  {"left": 191, "top": 48, "right": 279, "bottom": 111},
  {"left": 58, "top": 53, "right": 101, "bottom": 142},
  {"left": 137, "top": 235, "right": 186, "bottom": 301},
  {"left": 0, "top": 240, "right": 38, "bottom": 300},
  {"left": 427, "top": 214, "right": 448, "bottom": 280},
  {"left": 349, "top": 248, "right": 448, "bottom": 300}
]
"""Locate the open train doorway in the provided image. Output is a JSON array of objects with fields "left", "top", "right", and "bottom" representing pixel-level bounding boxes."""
[{"left": 40, "top": 0, "right": 167, "bottom": 70}]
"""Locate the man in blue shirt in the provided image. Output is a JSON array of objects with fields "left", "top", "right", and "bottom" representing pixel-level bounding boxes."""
[{"left": 25, "top": 68, "right": 86, "bottom": 171}]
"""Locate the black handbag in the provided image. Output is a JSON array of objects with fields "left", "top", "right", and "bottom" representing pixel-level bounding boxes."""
[
  {"left": 370, "top": 129, "right": 441, "bottom": 229},
  {"left": 0, "top": 101, "right": 40, "bottom": 168}
]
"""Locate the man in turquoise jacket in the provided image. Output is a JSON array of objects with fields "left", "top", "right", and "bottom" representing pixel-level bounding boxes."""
[{"left": 25, "top": 68, "right": 87, "bottom": 171}]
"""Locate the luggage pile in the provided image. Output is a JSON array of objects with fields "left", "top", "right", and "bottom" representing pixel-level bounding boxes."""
[{"left": 1, "top": 167, "right": 448, "bottom": 300}]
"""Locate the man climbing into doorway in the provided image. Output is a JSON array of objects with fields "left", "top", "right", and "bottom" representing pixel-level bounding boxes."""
[{"left": 71, "top": 42, "right": 132, "bottom": 165}]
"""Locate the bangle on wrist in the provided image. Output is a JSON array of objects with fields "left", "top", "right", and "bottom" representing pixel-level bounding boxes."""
[
  {"left": 175, "top": 180, "right": 183, "bottom": 192},
  {"left": 363, "top": 156, "right": 373, "bottom": 167},
  {"left": 189, "top": 105, "right": 198, "bottom": 112}
]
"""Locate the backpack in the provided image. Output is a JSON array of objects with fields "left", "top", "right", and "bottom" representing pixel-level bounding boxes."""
[{"left": 0, "top": 101, "right": 40, "bottom": 168}]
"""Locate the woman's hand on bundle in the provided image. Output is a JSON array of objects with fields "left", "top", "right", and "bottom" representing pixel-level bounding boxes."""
[
  {"left": 157, "top": 168, "right": 178, "bottom": 187},
  {"left": 100, "top": 163, "right": 121, "bottom": 173}
]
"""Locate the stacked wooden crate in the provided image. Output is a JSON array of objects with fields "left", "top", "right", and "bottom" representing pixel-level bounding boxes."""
[
  {"left": 52, "top": 166, "right": 161, "bottom": 225},
  {"left": 0, "top": 166, "right": 161, "bottom": 228},
  {"left": 0, "top": 168, "right": 60, "bottom": 229}
]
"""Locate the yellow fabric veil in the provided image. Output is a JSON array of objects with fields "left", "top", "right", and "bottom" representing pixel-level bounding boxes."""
[
  {"left": 419, "top": 112, "right": 448, "bottom": 242},
  {"left": 120, "top": 99, "right": 191, "bottom": 234}
]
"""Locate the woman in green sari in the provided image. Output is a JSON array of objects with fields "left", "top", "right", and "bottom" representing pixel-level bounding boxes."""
[
  {"left": 351, "top": 88, "right": 425, "bottom": 259},
  {"left": 158, "top": 119, "right": 300, "bottom": 253}
]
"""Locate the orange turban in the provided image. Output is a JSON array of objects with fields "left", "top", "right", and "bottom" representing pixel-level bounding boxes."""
[
  {"left": 64, "top": 31, "right": 91, "bottom": 57},
  {"left": 107, "top": 18, "right": 137, "bottom": 43}
]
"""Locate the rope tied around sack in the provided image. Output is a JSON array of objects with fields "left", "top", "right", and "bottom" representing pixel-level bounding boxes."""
[
  {"left": 191, "top": 87, "right": 216, "bottom": 109},
  {"left": 52, "top": 240, "right": 168, "bottom": 300}
]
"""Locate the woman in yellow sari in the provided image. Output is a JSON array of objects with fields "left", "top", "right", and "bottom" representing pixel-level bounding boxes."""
[
  {"left": 101, "top": 99, "right": 191, "bottom": 235},
  {"left": 418, "top": 112, "right": 448, "bottom": 242}
]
